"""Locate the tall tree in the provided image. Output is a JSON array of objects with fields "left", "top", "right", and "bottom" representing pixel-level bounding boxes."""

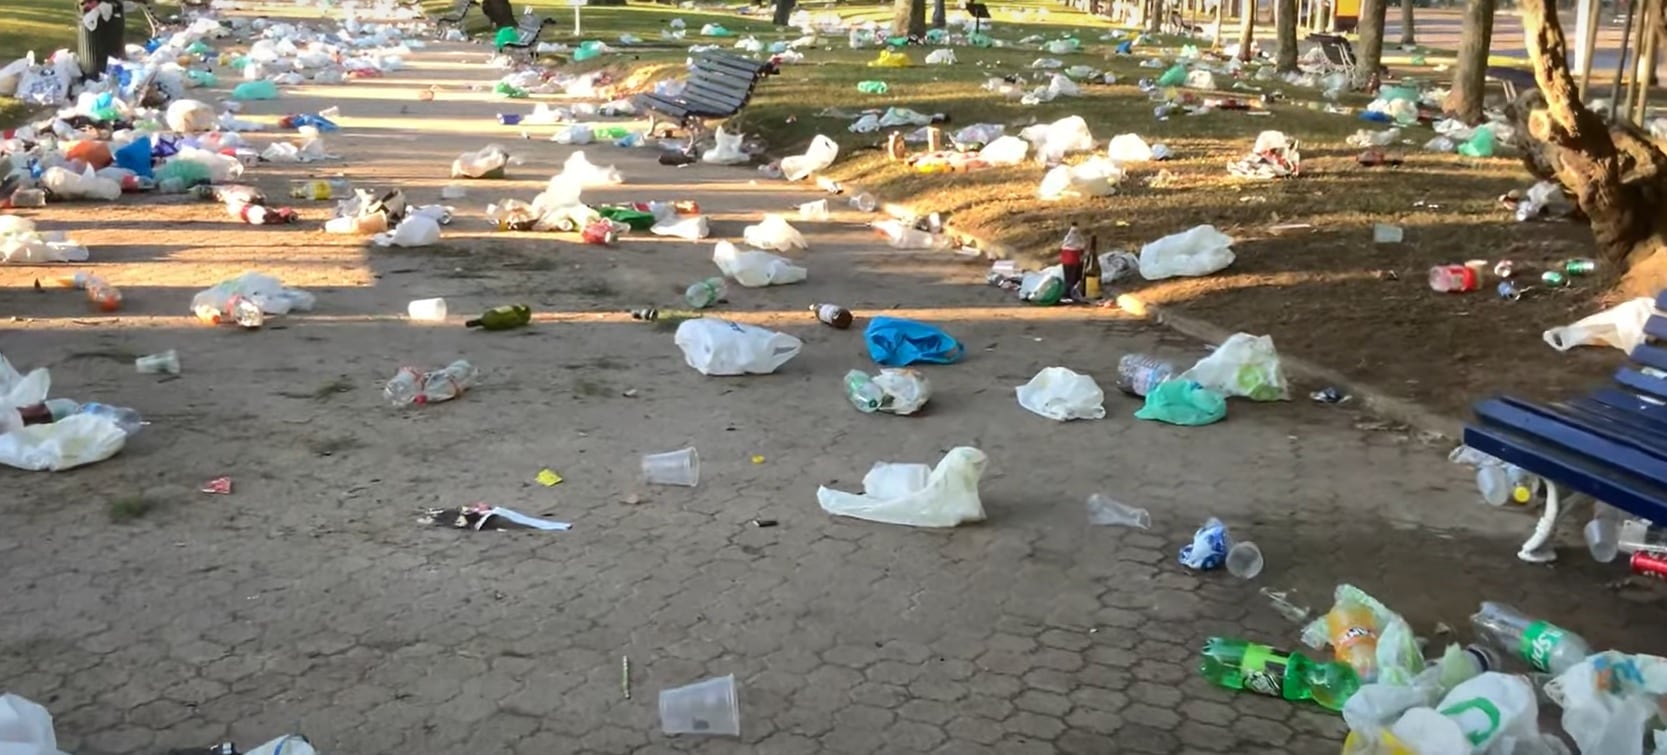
[
  {"left": 890, "top": 0, "right": 925, "bottom": 37},
  {"left": 1236, "top": 0, "right": 1256, "bottom": 59},
  {"left": 1276, "top": 0, "right": 1299, "bottom": 71},
  {"left": 1352, "top": 0, "right": 1389, "bottom": 88},
  {"left": 1213, "top": 0, "right": 1225, "bottom": 45},
  {"left": 932, "top": 0, "right": 946, "bottom": 28},
  {"left": 1399, "top": 0, "right": 1416, "bottom": 44},
  {"left": 1443, "top": 0, "right": 1495, "bottom": 122},
  {"left": 1512, "top": 0, "right": 1667, "bottom": 292},
  {"left": 772, "top": 0, "right": 794, "bottom": 26}
]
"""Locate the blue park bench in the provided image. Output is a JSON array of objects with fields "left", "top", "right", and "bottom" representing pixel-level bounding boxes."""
[
  {"left": 1464, "top": 291, "right": 1667, "bottom": 562},
  {"left": 633, "top": 51, "right": 776, "bottom": 139}
]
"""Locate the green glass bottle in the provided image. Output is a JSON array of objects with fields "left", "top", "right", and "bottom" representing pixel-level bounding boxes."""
[
  {"left": 1198, "top": 637, "right": 1360, "bottom": 712},
  {"left": 465, "top": 304, "right": 532, "bottom": 331}
]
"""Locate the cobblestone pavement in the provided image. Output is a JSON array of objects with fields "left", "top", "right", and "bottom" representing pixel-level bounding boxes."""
[{"left": 3, "top": 16, "right": 1666, "bottom": 755}]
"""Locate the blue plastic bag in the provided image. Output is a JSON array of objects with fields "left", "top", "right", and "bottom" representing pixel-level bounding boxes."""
[
  {"left": 865, "top": 317, "right": 964, "bottom": 367},
  {"left": 114, "top": 136, "right": 153, "bottom": 178},
  {"left": 1133, "top": 380, "right": 1226, "bottom": 426}
]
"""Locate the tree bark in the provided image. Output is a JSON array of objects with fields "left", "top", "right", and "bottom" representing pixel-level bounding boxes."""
[
  {"left": 890, "top": 0, "right": 925, "bottom": 36},
  {"left": 1353, "top": 0, "right": 1389, "bottom": 87},
  {"left": 1236, "top": 0, "right": 1256, "bottom": 58},
  {"left": 1399, "top": 0, "right": 1416, "bottom": 43},
  {"left": 1213, "top": 0, "right": 1225, "bottom": 44},
  {"left": 1276, "top": 0, "right": 1299, "bottom": 71},
  {"left": 1443, "top": 0, "right": 1495, "bottom": 122},
  {"left": 932, "top": 0, "right": 946, "bottom": 28},
  {"left": 1515, "top": 0, "right": 1667, "bottom": 289},
  {"left": 772, "top": 0, "right": 794, "bottom": 26}
]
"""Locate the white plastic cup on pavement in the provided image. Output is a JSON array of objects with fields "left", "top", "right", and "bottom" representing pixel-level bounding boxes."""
[
  {"left": 1226, "top": 541, "right": 1264, "bottom": 579},
  {"left": 642, "top": 447, "right": 699, "bottom": 487},
  {"left": 659, "top": 674, "right": 739, "bottom": 736},
  {"left": 408, "top": 298, "right": 448, "bottom": 322},
  {"left": 134, "top": 349, "right": 181, "bottom": 375}
]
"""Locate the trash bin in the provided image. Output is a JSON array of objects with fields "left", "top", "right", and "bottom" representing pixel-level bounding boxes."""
[{"left": 75, "top": 0, "right": 127, "bottom": 81}]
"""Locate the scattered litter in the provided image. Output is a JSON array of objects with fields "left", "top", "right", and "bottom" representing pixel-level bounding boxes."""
[
  {"left": 1260, "top": 587, "right": 1313, "bottom": 622},
  {"left": 1038, "top": 157, "right": 1123, "bottom": 200},
  {"left": 1310, "top": 387, "right": 1350, "bottom": 404},
  {"left": 1227, "top": 130, "right": 1301, "bottom": 179},
  {"left": 451, "top": 144, "right": 517, "bottom": 179},
  {"left": 742, "top": 214, "right": 808, "bottom": 251},
  {"left": 675, "top": 319, "right": 803, "bottom": 376},
  {"left": 780, "top": 135, "right": 839, "bottom": 181},
  {"left": 701, "top": 127, "right": 748, "bottom": 165},
  {"left": 191, "top": 273, "right": 315, "bottom": 324},
  {"left": 135, "top": 350, "right": 181, "bottom": 375},
  {"left": 1179, "top": 333, "right": 1289, "bottom": 401},
  {"left": 1015, "top": 366, "right": 1106, "bottom": 421},
  {"left": 384, "top": 360, "right": 477, "bottom": 406},
  {"left": 712, "top": 242, "right": 806, "bottom": 287},
  {"left": 0, "top": 694, "right": 63, "bottom": 755},
  {"left": 1134, "top": 380, "right": 1227, "bottom": 426},
  {"left": 817, "top": 447, "right": 987, "bottom": 527},
  {"left": 1543, "top": 298, "right": 1655, "bottom": 353},
  {"left": 1178, "top": 517, "right": 1232, "bottom": 570},
  {"left": 421, "top": 502, "right": 571, "bottom": 531},
  {"left": 1139, "top": 225, "right": 1235, "bottom": 280},
  {"left": 536, "top": 469, "right": 563, "bottom": 487},
  {"left": 1086, "top": 493, "right": 1150, "bottom": 528},
  {"left": 660, "top": 674, "right": 740, "bottom": 736},
  {"left": 199, "top": 476, "right": 233, "bottom": 495},
  {"left": 642, "top": 446, "right": 699, "bottom": 486},
  {"left": 843, "top": 368, "right": 932, "bottom": 415},
  {"left": 865, "top": 317, "right": 963, "bottom": 366}
]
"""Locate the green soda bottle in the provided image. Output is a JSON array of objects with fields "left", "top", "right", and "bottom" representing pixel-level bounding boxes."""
[
  {"left": 684, "top": 278, "right": 727, "bottom": 309},
  {"left": 465, "top": 304, "right": 532, "bottom": 330},
  {"left": 1198, "top": 637, "right": 1360, "bottom": 712}
]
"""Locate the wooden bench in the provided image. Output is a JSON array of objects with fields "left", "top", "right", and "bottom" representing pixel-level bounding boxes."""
[
  {"left": 1464, "top": 291, "right": 1667, "bottom": 562},
  {"left": 498, "top": 12, "right": 558, "bottom": 52},
  {"left": 632, "top": 51, "right": 776, "bottom": 138},
  {"left": 434, "top": 0, "right": 477, "bottom": 30}
]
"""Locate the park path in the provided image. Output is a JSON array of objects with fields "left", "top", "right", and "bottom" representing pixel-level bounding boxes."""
[{"left": 1, "top": 11, "right": 1664, "bottom": 753}]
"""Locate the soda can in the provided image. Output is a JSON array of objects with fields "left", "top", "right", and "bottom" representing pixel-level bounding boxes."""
[
  {"left": 581, "top": 220, "right": 617, "bottom": 246},
  {"left": 1497, "top": 280, "right": 1524, "bottom": 301},
  {"left": 1631, "top": 551, "right": 1667, "bottom": 580},
  {"left": 1564, "top": 258, "right": 1597, "bottom": 276},
  {"left": 1540, "top": 271, "right": 1569, "bottom": 287}
]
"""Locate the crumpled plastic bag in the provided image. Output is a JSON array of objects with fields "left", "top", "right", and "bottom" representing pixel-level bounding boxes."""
[
  {"left": 1386, "top": 674, "right": 1554, "bottom": 755},
  {"left": 869, "top": 368, "right": 932, "bottom": 415},
  {"left": 0, "top": 220, "right": 89, "bottom": 264},
  {"left": 0, "top": 353, "right": 49, "bottom": 424},
  {"left": 1021, "top": 115, "right": 1094, "bottom": 164},
  {"left": 742, "top": 214, "right": 807, "bottom": 251},
  {"left": 869, "top": 49, "right": 911, "bottom": 67},
  {"left": 1543, "top": 297, "right": 1655, "bottom": 353},
  {"left": 230, "top": 80, "right": 278, "bottom": 100},
  {"left": 924, "top": 48, "right": 956, "bottom": 65},
  {"left": 559, "top": 151, "right": 623, "bottom": 187},
  {"left": 1138, "top": 225, "right": 1235, "bottom": 280},
  {"left": 1106, "top": 133, "right": 1154, "bottom": 162},
  {"left": 865, "top": 316, "right": 964, "bottom": 366},
  {"left": 652, "top": 214, "right": 710, "bottom": 240},
  {"left": 0, "top": 413, "right": 128, "bottom": 471},
  {"left": 1134, "top": 380, "right": 1226, "bottom": 425},
  {"left": 1039, "top": 156, "right": 1123, "bottom": 200},
  {"left": 1544, "top": 651, "right": 1667, "bottom": 755},
  {"left": 816, "top": 447, "right": 988, "bottom": 528},
  {"left": 1184, "top": 69, "right": 1217, "bottom": 89},
  {"left": 780, "top": 135, "right": 839, "bottom": 181},
  {"left": 701, "top": 126, "right": 748, "bottom": 165},
  {"left": 980, "top": 135, "right": 1029, "bottom": 165},
  {"left": 1179, "top": 333, "right": 1289, "bottom": 401},
  {"left": 39, "top": 166, "right": 121, "bottom": 201},
  {"left": 0, "top": 692, "right": 66, "bottom": 755},
  {"left": 372, "top": 215, "right": 441, "bottom": 248},
  {"left": 713, "top": 241, "right": 806, "bottom": 287},
  {"left": 165, "top": 99, "right": 216, "bottom": 132},
  {"left": 674, "top": 318, "right": 803, "bottom": 376},
  {"left": 190, "top": 272, "right": 316, "bottom": 318},
  {"left": 1016, "top": 366, "right": 1106, "bottom": 421},
  {"left": 451, "top": 144, "right": 516, "bottom": 179}
]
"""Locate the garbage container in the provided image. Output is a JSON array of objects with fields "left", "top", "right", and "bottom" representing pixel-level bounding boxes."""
[{"left": 75, "top": 0, "right": 127, "bottom": 81}]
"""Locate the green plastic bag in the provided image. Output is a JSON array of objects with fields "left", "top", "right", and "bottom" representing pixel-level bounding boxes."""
[
  {"left": 968, "top": 33, "right": 992, "bottom": 48},
  {"left": 154, "top": 159, "right": 212, "bottom": 191},
  {"left": 494, "top": 82, "right": 529, "bottom": 98},
  {"left": 924, "top": 28, "right": 948, "bottom": 44},
  {"left": 494, "top": 26, "right": 517, "bottom": 48},
  {"left": 1457, "top": 128, "right": 1496, "bottom": 158},
  {"left": 596, "top": 206, "right": 656, "bottom": 230},
  {"left": 572, "top": 40, "right": 605, "bottom": 61},
  {"left": 1156, "top": 64, "right": 1188, "bottom": 88},
  {"left": 187, "top": 69, "right": 218, "bottom": 88},
  {"left": 856, "top": 80, "right": 889, "bottom": 94},
  {"left": 230, "top": 80, "right": 278, "bottom": 100},
  {"left": 1134, "top": 380, "right": 1226, "bottom": 426}
]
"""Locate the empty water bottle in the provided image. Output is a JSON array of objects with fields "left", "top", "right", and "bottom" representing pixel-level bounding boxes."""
[
  {"left": 843, "top": 370, "right": 886, "bottom": 413},
  {"left": 231, "top": 297, "right": 264, "bottom": 329},
  {"left": 1470, "top": 601, "right": 1592, "bottom": 675},
  {"left": 1116, "top": 354, "right": 1176, "bottom": 397},
  {"left": 684, "top": 277, "right": 726, "bottom": 309},
  {"left": 78, "top": 402, "right": 144, "bottom": 435},
  {"left": 384, "top": 360, "right": 478, "bottom": 406}
]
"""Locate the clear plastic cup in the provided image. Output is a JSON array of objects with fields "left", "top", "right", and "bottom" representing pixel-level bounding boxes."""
[
  {"left": 642, "top": 447, "right": 699, "bottom": 487},
  {"left": 408, "top": 297, "right": 448, "bottom": 322},
  {"left": 1226, "top": 541, "right": 1264, "bottom": 579},
  {"left": 134, "top": 349, "right": 181, "bottom": 375},
  {"left": 1372, "top": 224, "right": 1403, "bottom": 243},
  {"left": 1584, "top": 518, "right": 1619, "bottom": 563},
  {"left": 1085, "top": 494, "right": 1150, "bottom": 529},
  {"left": 659, "top": 674, "right": 739, "bottom": 736}
]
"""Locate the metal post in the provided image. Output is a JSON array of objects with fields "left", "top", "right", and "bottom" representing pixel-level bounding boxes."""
[
  {"left": 1577, "top": 0, "right": 1600, "bottom": 95},
  {"left": 1610, "top": 0, "right": 1636, "bottom": 123},
  {"left": 1631, "top": 0, "right": 1660, "bottom": 122}
]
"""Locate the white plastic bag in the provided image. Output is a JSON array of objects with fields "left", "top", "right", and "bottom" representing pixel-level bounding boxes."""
[
  {"left": 39, "top": 166, "right": 120, "bottom": 201},
  {"left": 979, "top": 135, "right": 1029, "bottom": 165},
  {"left": 651, "top": 214, "right": 710, "bottom": 240},
  {"left": 190, "top": 272, "right": 315, "bottom": 317},
  {"left": 924, "top": 48, "right": 956, "bottom": 64},
  {"left": 1021, "top": 115, "right": 1095, "bottom": 163},
  {"left": 780, "top": 134, "right": 839, "bottom": 181},
  {"left": 871, "top": 368, "right": 932, "bottom": 415},
  {"left": 817, "top": 447, "right": 988, "bottom": 528},
  {"left": 0, "top": 693, "right": 65, "bottom": 755},
  {"left": 1389, "top": 674, "right": 1548, "bottom": 755},
  {"left": 1544, "top": 652, "right": 1665, "bottom": 755},
  {"left": 0, "top": 413, "right": 128, "bottom": 471},
  {"left": 1184, "top": 69, "right": 1217, "bottom": 89},
  {"left": 372, "top": 215, "right": 441, "bottom": 247},
  {"left": 1038, "top": 157, "right": 1122, "bottom": 200},
  {"left": 164, "top": 99, "right": 216, "bottom": 132},
  {"left": 0, "top": 227, "right": 89, "bottom": 264},
  {"left": 1015, "top": 366, "right": 1106, "bottom": 421},
  {"left": 742, "top": 214, "right": 807, "bottom": 251},
  {"left": 450, "top": 144, "right": 514, "bottom": 178},
  {"left": 1544, "top": 297, "right": 1656, "bottom": 353},
  {"left": 701, "top": 126, "right": 748, "bottom": 165},
  {"left": 558, "top": 151, "right": 623, "bottom": 186},
  {"left": 674, "top": 318, "right": 803, "bottom": 376},
  {"left": 1047, "top": 73, "right": 1080, "bottom": 98},
  {"left": 712, "top": 241, "right": 807, "bottom": 287},
  {"left": 0, "top": 353, "right": 50, "bottom": 421},
  {"left": 244, "top": 735, "right": 317, "bottom": 755},
  {"left": 1107, "top": 133, "right": 1154, "bottom": 162},
  {"left": 1179, "top": 333, "right": 1289, "bottom": 401},
  {"left": 1138, "top": 224, "right": 1235, "bottom": 279}
]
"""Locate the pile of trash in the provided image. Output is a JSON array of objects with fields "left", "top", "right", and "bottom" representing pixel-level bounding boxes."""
[{"left": 0, "top": 353, "right": 137, "bottom": 472}]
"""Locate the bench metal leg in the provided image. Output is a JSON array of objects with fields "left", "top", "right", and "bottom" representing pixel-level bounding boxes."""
[{"left": 1518, "top": 482, "right": 1590, "bottom": 563}]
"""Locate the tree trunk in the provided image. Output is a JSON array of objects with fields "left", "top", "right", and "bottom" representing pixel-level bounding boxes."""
[
  {"left": 772, "top": 0, "right": 794, "bottom": 26},
  {"left": 890, "top": 0, "right": 925, "bottom": 36},
  {"left": 1353, "top": 0, "right": 1389, "bottom": 87},
  {"left": 1236, "top": 0, "right": 1256, "bottom": 58},
  {"left": 1514, "top": 0, "right": 1667, "bottom": 292},
  {"left": 1399, "top": 0, "right": 1416, "bottom": 43},
  {"left": 932, "top": 0, "right": 946, "bottom": 28},
  {"left": 1276, "top": 0, "right": 1299, "bottom": 70},
  {"left": 1148, "top": 0, "right": 1167, "bottom": 31},
  {"left": 1213, "top": 0, "right": 1225, "bottom": 44},
  {"left": 1443, "top": 0, "right": 1495, "bottom": 122}
]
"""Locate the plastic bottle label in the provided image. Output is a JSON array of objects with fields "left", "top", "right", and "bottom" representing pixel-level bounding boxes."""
[
  {"left": 1239, "top": 644, "right": 1286, "bottom": 698},
  {"left": 1519, "top": 621, "right": 1564, "bottom": 672}
]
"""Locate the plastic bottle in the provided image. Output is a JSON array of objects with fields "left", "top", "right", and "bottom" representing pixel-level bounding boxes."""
[
  {"left": 857, "top": 80, "right": 890, "bottom": 94},
  {"left": 1316, "top": 600, "right": 1381, "bottom": 681},
  {"left": 1197, "top": 636, "right": 1360, "bottom": 711},
  {"left": 1116, "top": 354, "right": 1175, "bottom": 396},
  {"left": 45, "top": 398, "right": 80, "bottom": 421},
  {"left": 684, "top": 277, "right": 726, "bottom": 309},
  {"left": 288, "top": 178, "right": 350, "bottom": 200},
  {"left": 1428, "top": 264, "right": 1478, "bottom": 293},
  {"left": 465, "top": 304, "right": 532, "bottom": 330},
  {"left": 843, "top": 370, "right": 886, "bottom": 413},
  {"left": 385, "top": 360, "right": 478, "bottom": 406},
  {"left": 85, "top": 277, "right": 122, "bottom": 312},
  {"left": 1470, "top": 601, "right": 1592, "bottom": 675},
  {"left": 77, "top": 402, "right": 144, "bottom": 435},
  {"left": 811, "top": 303, "right": 853, "bottom": 329},
  {"left": 231, "top": 297, "right": 264, "bottom": 329}
]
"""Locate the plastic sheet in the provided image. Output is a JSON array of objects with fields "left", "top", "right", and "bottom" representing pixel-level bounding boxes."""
[
  {"left": 780, "top": 135, "right": 839, "bottom": 181},
  {"left": 674, "top": 319, "right": 803, "bottom": 375},
  {"left": 712, "top": 241, "right": 806, "bottom": 287},
  {"left": 1138, "top": 225, "right": 1235, "bottom": 280},
  {"left": 1015, "top": 367, "right": 1106, "bottom": 421},
  {"left": 741, "top": 214, "right": 807, "bottom": 251},
  {"left": 817, "top": 448, "right": 988, "bottom": 527},
  {"left": 1179, "top": 333, "right": 1289, "bottom": 401}
]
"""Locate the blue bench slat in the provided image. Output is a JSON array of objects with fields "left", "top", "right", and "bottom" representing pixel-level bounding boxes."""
[
  {"left": 1613, "top": 366, "right": 1667, "bottom": 400},
  {"left": 1654, "top": 290, "right": 1667, "bottom": 310},
  {"left": 1475, "top": 398, "right": 1667, "bottom": 484},
  {"left": 1629, "top": 343, "right": 1667, "bottom": 372},
  {"left": 1464, "top": 423, "right": 1667, "bottom": 524},
  {"left": 1644, "top": 314, "right": 1667, "bottom": 344},
  {"left": 1588, "top": 386, "right": 1667, "bottom": 421},
  {"left": 1556, "top": 396, "right": 1667, "bottom": 448}
]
